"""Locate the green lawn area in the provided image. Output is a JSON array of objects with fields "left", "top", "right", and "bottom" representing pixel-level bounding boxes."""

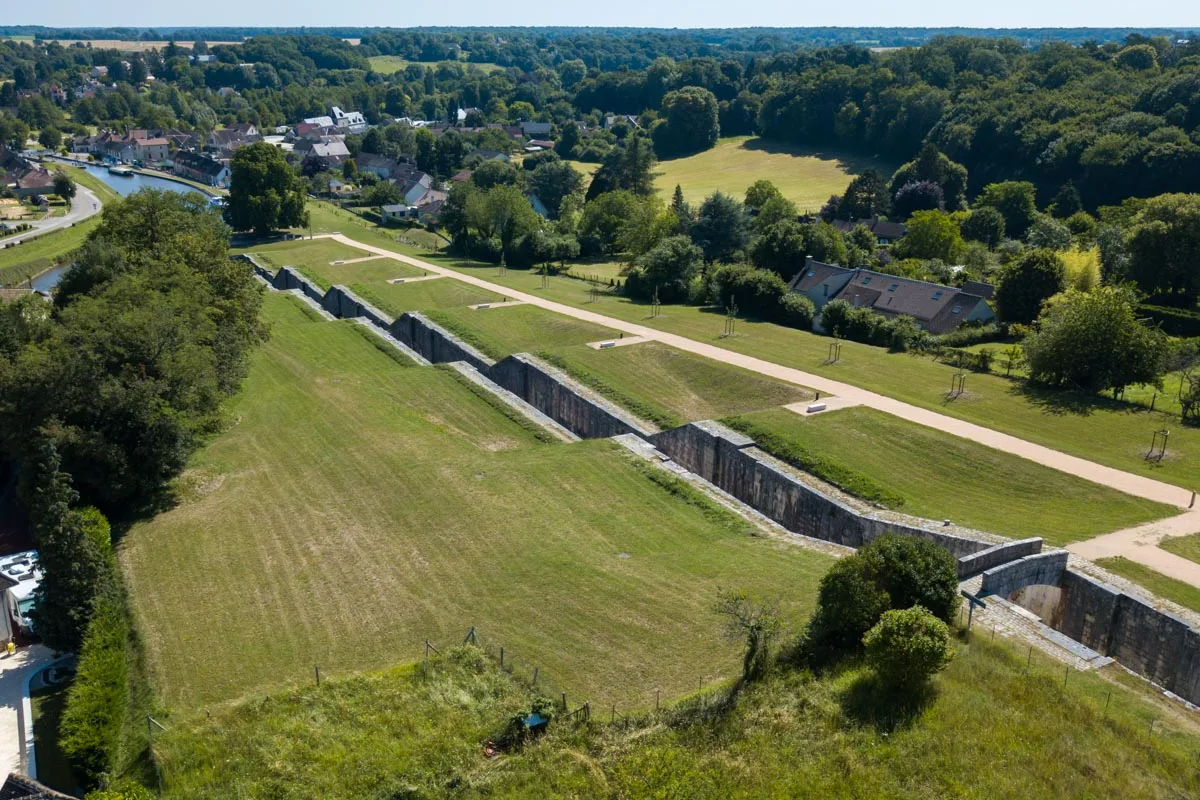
[
  {"left": 368, "top": 55, "right": 505, "bottom": 74},
  {"left": 1095, "top": 557, "right": 1200, "bottom": 615},
  {"left": 31, "top": 683, "right": 83, "bottom": 797},
  {"left": 654, "top": 136, "right": 896, "bottom": 213},
  {"left": 120, "top": 293, "right": 833, "bottom": 712},
  {"left": 722, "top": 407, "right": 1175, "bottom": 543},
  {"left": 0, "top": 166, "right": 119, "bottom": 285},
  {"left": 153, "top": 635, "right": 1200, "bottom": 799},
  {"left": 230, "top": 238, "right": 375, "bottom": 283},
  {"left": 564, "top": 260, "right": 626, "bottom": 284},
  {"left": 427, "top": 303, "right": 618, "bottom": 358},
  {"left": 1160, "top": 533, "right": 1200, "bottom": 566}
]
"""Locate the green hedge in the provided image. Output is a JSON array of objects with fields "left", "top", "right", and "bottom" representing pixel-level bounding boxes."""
[
  {"left": 1138, "top": 304, "right": 1200, "bottom": 337},
  {"left": 60, "top": 589, "right": 131, "bottom": 786},
  {"left": 721, "top": 416, "right": 906, "bottom": 509}
]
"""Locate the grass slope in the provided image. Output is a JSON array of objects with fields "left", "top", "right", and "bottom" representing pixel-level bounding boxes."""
[
  {"left": 383, "top": 251, "right": 1198, "bottom": 490},
  {"left": 654, "top": 136, "right": 895, "bottom": 212},
  {"left": 154, "top": 637, "right": 1200, "bottom": 799},
  {"left": 1094, "top": 557, "right": 1200, "bottom": 615},
  {"left": 427, "top": 303, "right": 618, "bottom": 359},
  {"left": 121, "top": 294, "right": 832, "bottom": 711},
  {"left": 723, "top": 407, "right": 1174, "bottom": 543}
]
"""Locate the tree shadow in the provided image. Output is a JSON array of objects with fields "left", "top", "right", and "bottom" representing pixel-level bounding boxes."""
[
  {"left": 1011, "top": 380, "right": 1142, "bottom": 418},
  {"left": 839, "top": 671, "right": 937, "bottom": 733},
  {"left": 738, "top": 138, "right": 897, "bottom": 175}
]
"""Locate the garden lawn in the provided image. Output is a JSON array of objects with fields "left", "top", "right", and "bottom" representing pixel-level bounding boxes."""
[
  {"left": 427, "top": 303, "right": 618, "bottom": 359},
  {"left": 230, "top": 239, "right": 374, "bottom": 283},
  {"left": 723, "top": 407, "right": 1175, "bottom": 543},
  {"left": 120, "top": 293, "right": 833, "bottom": 711},
  {"left": 653, "top": 136, "right": 895, "bottom": 212},
  {"left": 1160, "top": 533, "right": 1200, "bottom": 566},
  {"left": 1094, "top": 557, "right": 1200, "bottom": 615}
]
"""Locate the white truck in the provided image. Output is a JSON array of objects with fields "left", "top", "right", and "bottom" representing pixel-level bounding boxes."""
[{"left": 0, "top": 550, "right": 40, "bottom": 643}]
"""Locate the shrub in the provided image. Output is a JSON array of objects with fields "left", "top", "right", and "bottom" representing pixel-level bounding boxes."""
[
  {"left": 60, "top": 590, "right": 131, "bottom": 786},
  {"left": 808, "top": 533, "right": 960, "bottom": 654},
  {"left": 864, "top": 606, "right": 955, "bottom": 689},
  {"left": 1138, "top": 304, "right": 1200, "bottom": 337},
  {"left": 930, "top": 322, "right": 1003, "bottom": 348},
  {"left": 819, "top": 300, "right": 925, "bottom": 351},
  {"left": 777, "top": 292, "right": 816, "bottom": 329}
]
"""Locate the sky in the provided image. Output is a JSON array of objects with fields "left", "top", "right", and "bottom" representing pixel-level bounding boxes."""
[{"left": 7, "top": 2, "right": 1200, "bottom": 30}]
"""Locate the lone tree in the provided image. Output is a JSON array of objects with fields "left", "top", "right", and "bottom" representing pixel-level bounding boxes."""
[
  {"left": 225, "top": 141, "right": 308, "bottom": 235},
  {"left": 53, "top": 172, "right": 76, "bottom": 208},
  {"left": 715, "top": 589, "right": 782, "bottom": 681},
  {"left": 652, "top": 86, "right": 720, "bottom": 158}
]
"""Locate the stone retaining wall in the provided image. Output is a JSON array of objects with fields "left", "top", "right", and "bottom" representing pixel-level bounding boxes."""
[
  {"left": 650, "top": 420, "right": 999, "bottom": 560},
  {"left": 979, "top": 551, "right": 1069, "bottom": 597},
  {"left": 957, "top": 538, "right": 1044, "bottom": 579},
  {"left": 391, "top": 312, "right": 495, "bottom": 373}
]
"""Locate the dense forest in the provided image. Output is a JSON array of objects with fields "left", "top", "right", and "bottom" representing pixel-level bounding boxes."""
[{"left": 4, "top": 30, "right": 1200, "bottom": 205}]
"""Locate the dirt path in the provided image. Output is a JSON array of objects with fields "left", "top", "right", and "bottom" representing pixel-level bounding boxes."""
[
  {"left": 1068, "top": 512, "right": 1200, "bottom": 585},
  {"left": 324, "top": 233, "right": 1197, "bottom": 516}
]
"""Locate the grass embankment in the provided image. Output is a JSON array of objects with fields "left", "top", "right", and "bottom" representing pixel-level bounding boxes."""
[
  {"left": 121, "top": 293, "right": 833, "bottom": 711},
  {"left": 153, "top": 637, "right": 1200, "bottom": 799},
  {"left": 1161, "top": 533, "right": 1200, "bottom": 565},
  {"left": 654, "top": 136, "right": 895, "bottom": 213},
  {"left": 0, "top": 166, "right": 119, "bottom": 285},
  {"left": 369, "top": 247, "right": 1198, "bottom": 491},
  {"left": 724, "top": 407, "right": 1174, "bottom": 543},
  {"left": 1094, "top": 557, "right": 1200, "bottom": 615}
]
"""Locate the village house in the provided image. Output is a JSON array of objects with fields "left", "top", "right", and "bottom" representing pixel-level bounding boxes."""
[
  {"left": 330, "top": 106, "right": 368, "bottom": 134},
  {"left": 172, "top": 150, "right": 231, "bottom": 187},
  {"left": 521, "top": 120, "right": 552, "bottom": 137},
  {"left": 131, "top": 136, "right": 170, "bottom": 164},
  {"left": 829, "top": 216, "right": 908, "bottom": 245},
  {"left": 788, "top": 256, "right": 995, "bottom": 335}
]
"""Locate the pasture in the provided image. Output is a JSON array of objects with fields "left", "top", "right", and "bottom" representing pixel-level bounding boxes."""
[
  {"left": 653, "top": 136, "right": 895, "bottom": 212},
  {"left": 119, "top": 294, "right": 833, "bottom": 710},
  {"left": 368, "top": 55, "right": 505, "bottom": 74}
]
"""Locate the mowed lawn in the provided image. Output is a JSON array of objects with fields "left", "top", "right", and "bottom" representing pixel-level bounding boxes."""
[
  {"left": 725, "top": 407, "right": 1175, "bottom": 543},
  {"left": 1160, "top": 533, "right": 1200, "bottom": 565},
  {"left": 386, "top": 252, "right": 1198, "bottom": 490},
  {"left": 1095, "top": 557, "right": 1200, "bottom": 615},
  {"left": 429, "top": 305, "right": 810, "bottom": 426},
  {"left": 654, "top": 137, "right": 895, "bottom": 212},
  {"left": 120, "top": 294, "right": 833, "bottom": 711},
  {"left": 231, "top": 239, "right": 378, "bottom": 285}
]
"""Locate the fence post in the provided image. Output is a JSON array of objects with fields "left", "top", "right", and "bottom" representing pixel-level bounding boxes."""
[
  {"left": 562, "top": 692, "right": 567, "bottom": 711},
  {"left": 315, "top": 664, "right": 321, "bottom": 687},
  {"left": 500, "top": 646, "right": 504, "bottom": 668},
  {"left": 656, "top": 689, "right": 660, "bottom": 712},
  {"left": 533, "top": 667, "right": 539, "bottom": 686}
]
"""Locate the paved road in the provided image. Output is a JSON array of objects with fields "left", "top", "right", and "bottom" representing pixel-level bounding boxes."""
[
  {"left": 0, "top": 645, "right": 52, "bottom": 779},
  {"left": 4, "top": 185, "right": 101, "bottom": 248},
  {"left": 323, "top": 233, "right": 1197, "bottom": 513}
]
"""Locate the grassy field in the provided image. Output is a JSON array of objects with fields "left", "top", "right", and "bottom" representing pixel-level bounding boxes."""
[
  {"left": 427, "top": 303, "right": 619, "bottom": 358},
  {"left": 153, "top": 636, "right": 1200, "bottom": 799},
  {"left": 368, "top": 55, "right": 505, "bottom": 74},
  {"left": 368, "top": 250, "right": 1199, "bottom": 491},
  {"left": 0, "top": 166, "right": 120, "bottom": 285},
  {"left": 1160, "top": 533, "right": 1200, "bottom": 565},
  {"left": 1095, "top": 557, "right": 1200, "bottom": 614},
  {"left": 120, "top": 293, "right": 833, "bottom": 711},
  {"left": 723, "top": 407, "right": 1173, "bottom": 543},
  {"left": 231, "top": 238, "right": 375, "bottom": 283},
  {"left": 654, "top": 137, "right": 895, "bottom": 213}
]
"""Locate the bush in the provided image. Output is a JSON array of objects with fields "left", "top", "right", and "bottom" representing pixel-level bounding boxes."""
[
  {"left": 1138, "top": 304, "right": 1200, "bottom": 337},
  {"left": 930, "top": 322, "right": 1003, "bottom": 348},
  {"left": 819, "top": 300, "right": 926, "bottom": 351},
  {"left": 777, "top": 292, "right": 816, "bottom": 329},
  {"left": 808, "top": 533, "right": 960, "bottom": 654},
  {"left": 60, "top": 590, "right": 131, "bottom": 786},
  {"left": 864, "top": 606, "right": 955, "bottom": 689}
]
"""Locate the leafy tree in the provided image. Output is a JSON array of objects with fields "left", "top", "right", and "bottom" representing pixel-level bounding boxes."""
[
  {"left": 803, "top": 221, "right": 849, "bottom": 267},
  {"left": 342, "top": 159, "right": 358, "bottom": 182},
  {"left": 994, "top": 249, "right": 1067, "bottom": 323},
  {"left": 528, "top": 161, "right": 583, "bottom": 219},
  {"left": 744, "top": 179, "right": 782, "bottom": 211},
  {"left": 754, "top": 195, "right": 798, "bottom": 233},
  {"left": 363, "top": 180, "right": 402, "bottom": 207},
  {"left": 1125, "top": 193, "right": 1200, "bottom": 304},
  {"left": 652, "top": 86, "right": 720, "bottom": 158},
  {"left": 469, "top": 184, "right": 541, "bottom": 258},
  {"left": 890, "top": 143, "right": 968, "bottom": 210},
  {"left": 751, "top": 220, "right": 807, "bottom": 278},
  {"left": 836, "top": 169, "right": 890, "bottom": 220},
  {"left": 1023, "top": 286, "right": 1168, "bottom": 393},
  {"left": 53, "top": 172, "right": 76, "bottom": 207},
  {"left": 1026, "top": 215, "right": 1072, "bottom": 250},
  {"left": 586, "top": 136, "right": 656, "bottom": 199},
  {"left": 715, "top": 589, "right": 781, "bottom": 681},
  {"left": 23, "top": 441, "right": 112, "bottom": 652},
  {"left": 578, "top": 190, "right": 640, "bottom": 255},
  {"left": 471, "top": 159, "right": 521, "bottom": 190},
  {"left": 691, "top": 191, "right": 750, "bottom": 263},
  {"left": 38, "top": 126, "right": 62, "bottom": 150},
  {"left": 555, "top": 121, "right": 581, "bottom": 157},
  {"left": 625, "top": 235, "right": 703, "bottom": 302},
  {"left": 892, "top": 180, "right": 945, "bottom": 220},
  {"left": 1050, "top": 182, "right": 1083, "bottom": 218},
  {"left": 1115, "top": 44, "right": 1158, "bottom": 71},
  {"left": 669, "top": 184, "right": 694, "bottom": 234},
  {"left": 864, "top": 606, "right": 955, "bottom": 689},
  {"left": 975, "top": 181, "right": 1038, "bottom": 240},
  {"left": 894, "top": 210, "right": 965, "bottom": 262},
  {"left": 959, "top": 206, "right": 1006, "bottom": 249},
  {"left": 225, "top": 141, "right": 308, "bottom": 234},
  {"left": 618, "top": 194, "right": 675, "bottom": 257}
]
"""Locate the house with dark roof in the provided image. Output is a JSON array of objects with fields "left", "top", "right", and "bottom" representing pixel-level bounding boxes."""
[
  {"left": 173, "top": 150, "right": 231, "bottom": 187},
  {"left": 789, "top": 257, "right": 995, "bottom": 335},
  {"left": 829, "top": 216, "right": 907, "bottom": 245},
  {"left": 0, "top": 772, "right": 76, "bottom": 799}
]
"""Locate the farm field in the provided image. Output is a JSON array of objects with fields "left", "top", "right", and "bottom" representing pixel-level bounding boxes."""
[
  {"left": 119, "top": 293, "right": 833, "bottom": 711},
  {"left": 367, "top": 246, "right": 1200, "bottom": 491},
  {"left": 155, "top": 635, "right": 1200, "bottom": 799},
  {"left": 653, "top": 136, "right": 895, "bottom": 212},
  {"left": 724, "top": 407, "right": 1174, "bottom": 543},
  {"left": 368, "top": 55, "right": 504, "bottom": 74},
  {"left": 1095, "top": 557, "right": 1200, "bottom": 615}
]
